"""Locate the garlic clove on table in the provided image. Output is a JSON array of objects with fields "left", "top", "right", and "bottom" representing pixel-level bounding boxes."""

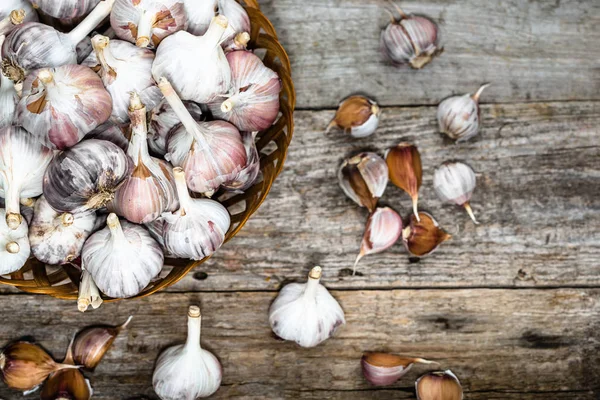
[
  {"left": 326, "top": 96, "right": 381, "bottom": 138},
  {"left": 338, "top": 152, "right": 389, "bottom": 213},
  {"left": 39, "top": 368, "right": 92, "bottom": 400},
  {"left": 402, "top": 212, "right": 451, "bottom": 257},
  {"left": 362, "top": 352, "right": 436, "bottom": 386},
  {"left": 416, "top": 370, "right": 463, "bottom": 400},
  {"left": 437, "top": 84, "right": 489, "bottom": 142},
  {"left": 385, "top": 142, "right": 422, "bottom": 221},
  {"left": 433, "top": 162, "right": 479, "bottom": 224},
  {"left": 354, "top": 207, "right": 403, "bottom": 274}
]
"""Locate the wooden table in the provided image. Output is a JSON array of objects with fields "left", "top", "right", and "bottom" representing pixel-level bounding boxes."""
[{"left": 1, "top": 0, "right": 599, "bottom": 398}]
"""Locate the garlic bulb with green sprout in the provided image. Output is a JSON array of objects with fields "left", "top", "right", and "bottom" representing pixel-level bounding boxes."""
[
  {"left": 0, "top": 36, "right": 18, "bottom": 129},
  {"left": 326, "top": 96, "right": 381, "bottom": 138},
  {"left": 217, "top": 0, "right": 250, "bottom": 47},
  {"left": 434, "top": 162, "right": 479, "bottom": 223},
  {"left": 31, "top": 0, "right": 100, "bottom": 20},
  {"left": 153, "top": 305, "right": 222, "bottom": 399},
  {"left": 269, "top": 266, "right": 345, "bottom": 348},
  {"left": 221, "top": 131, "right": 260, "bottom": 192},
  {"left": 152, "top": 15, "right": 232, "bottom": 103},
  {"left": 416, "top": 370, "right": 463, "bottom": 400},
  {"left": 0, "top": 207, "right": 30, "bottom": 274},
  {"left": 148, "top": 98, "right": 203, "bottom": 157},
  {"left": 338, "top": 152, "right": 388, "bottom": 213},
  {"left": 437, "top": 84, "right": 489, "bottom": 142},
  {"left": 353, "top": 207, "right": 402, "bottom": 274},
  {"left": 183, "top": 0, "right": 216, "bottom": 36}
]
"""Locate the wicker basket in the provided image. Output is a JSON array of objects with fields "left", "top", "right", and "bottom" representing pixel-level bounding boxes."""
[{"left": 0, "top": 0, "right": 295, "bottom": 302}]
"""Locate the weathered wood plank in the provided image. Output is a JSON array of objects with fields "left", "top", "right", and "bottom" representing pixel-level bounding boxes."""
[{"left": 0, "top": 289, "right": 598, "bottom": 399}]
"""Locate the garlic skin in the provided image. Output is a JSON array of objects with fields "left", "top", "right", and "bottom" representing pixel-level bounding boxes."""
[
  {"left": 40, "top": 368, "right": 92, "bottom": 400},
  {"left": 416, "top": 370, "right": 463, "bottom": 400},
  {"left": 153, "top": 15, "right": 232, "bottom": 104},
  {"left": 354, "top": 207, "right": 402, "bottom": 274},
  {"left": 31, "top": 0, "right": 100, "bottom": 20},
  {"left": 338, "top": 152, "right": 388, "bottom": 213},
  {"left": 362, "top": 353, "right": 436, "bottom": 387},
  {"left": 183, "top": 0, "right": 216, "bottom": 36},
  {"left": 82, "top": 213, "right": 163, "bottom": 298},
  {"left": 0, "top": 35, "right": 19, "bottom": 129},
  {"left": 84, "top": 121, "right": 129, "bottom": 152},
  {"left": 326, "top": 96, "right": 381, "bottom": 138},
  {"left": 403, "top": 212, "right": 451, "bottom": 257},
  {"left": 0, "top": 207, "right": 30, "bottom": 275},
  {"left": 221, "top": 131, "right": 260, "bottom": 192},
  {"left": 70, "top": 316, "right": 132, "bottom": 369},
  {"left": 148, "top": 98, "right": 203, "bottom": 157},
  {"left": 385, "top": 143, "right": 422, "bottom": 221},
  {"left": 437, "top": 84, "right": 489, "bottom": 142},
  {"left": 269, "top": 266, "right": 345, "bottom": 348},
  {"left": 208, "top": 50, "right": 281, "bottom": 132},
  {"left": 434, "top": 162, "right": 478, "bottom": 224},
  {"left": 153, "top": 305, "right": 222, "bottom": 399},
  {"left": 217, "top": 0, "right": 251, "bottom": 47}
]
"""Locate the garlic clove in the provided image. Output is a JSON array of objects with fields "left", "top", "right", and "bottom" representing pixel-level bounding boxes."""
[
  {"left": 40, "top": 368, "right": 92, "bottom": 400},
  {"left": 354, "top": 207, "right": 402, "bottom": 274},
  {"left": 269, "top": 266, "right": 346, "bottom": 348},
  {"left": 0, "top": 207, "right": 30, "bottom": 275},
  {"left": 402, "top": 212, "right": 451, "bottom": 257},
  {"left": 362, "top": 352, "right": 436, "bottom": 387},
  {"left": 433, "top": 162, "right": 479, "bottom": 224},
  {"left": 148, "top": 98, "right": 203, "bottom": 158},
  {"left": 183, "top": 0, "right": 217, "bottom": 36},
  {"left": 326, "top": 96, "right": 381, "bottom": 138},
  {"left": 338, "top": 152, "right": 388, "bottom": 212},
  {"left": 385, "top": 143, "right": 422, "bottom": 221},
  {"left": 416, "top": 370, "right": 463, "bottom": 400},
  {"left": 221, "top": 131, "right": 261, "bottom": 193},
  {"left": 437, "top": 84, "right": 489, "bottom": 142}
]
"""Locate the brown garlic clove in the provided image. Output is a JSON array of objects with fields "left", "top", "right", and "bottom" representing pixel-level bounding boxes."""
[
  {"left": 338, "top": 152, "right": 389, "bottom": 212},
  {"left": 385, "top": 143, "right": 422, "bottom": 221},
  {"left": 416, "top": 370, "right": 463, "bottom": 400},
  {"left": 362, "top": 352, "right": 436, "bottom": 387},
  {"left": 402, "top": 212, "right": 451, "bottom": 257},
  {"left": 326, "top": 96, "right": 381, "bottom": 138},
  {"left": 40, "top": 368, "right": 92, "bottom": 400},
  {"left": 354, "top": 207, "right": 402, "bottom": 274}
]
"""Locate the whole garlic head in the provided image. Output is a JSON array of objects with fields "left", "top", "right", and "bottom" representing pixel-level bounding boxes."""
[
  {"left": 269, "top": 266, "right": 345, "bottom": 348},
  {"left": 0, "top": 207, "right": 30, "bottom": 275},
  {"left": 437, "top": 84, "right": 489, "bottom": 142}
]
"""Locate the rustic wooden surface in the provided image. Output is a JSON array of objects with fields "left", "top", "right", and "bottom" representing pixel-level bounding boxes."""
[{"left": 1, "top": 0, "right": 600, "bottom": 399}]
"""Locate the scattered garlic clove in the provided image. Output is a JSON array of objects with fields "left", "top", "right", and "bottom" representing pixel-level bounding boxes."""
[
  {"left": 0, "top": 35, "right": 19, "bottom": 129},
  {"left": 437, "top": 84, "right": 489, "bottom": 142},
  {"left": 362, "top": 352, "right": 436, "bottom": 387},
  {"left": 153, "top": 305, "right": 222, "bottom": 399},
  {"left": 326, "top": 96, "right": 381, "bottom": 138},
  {"left": 148, "top": 98, "right": 203, "bottom": 157},
  {"left": 77, "top": 267, "right": 103, "bottom": 313},
  {"left": 70, "top": 316, "right": 132, "bottom": 369},
  {"left": 0, "top": 207, "right": 30, "bottom": 275},
  {"left": 40, "top": 368, "right": 93, "bottom": 400},
  {"left": 385, "top": 143, "right": 422, "bottom": 221},
  {"left": 354, "top": 207, "right": 402, "bottom": 274},
  {"left": 416, "top": 370, "right": 463, "bottom": 400},
  {"left": 221, "top": 131, "right": 261, "bottom": 193},
  {"left": 338, "top": 152, "right": 388, "bottom": 213},
  {"left": 269, "top": 266, "right": 346, "bottom": 348},
  {"left": 402, "top": 212, "right": 451, "bottom": 257},
  {"left": 433, "top": 162, "right": 479, "bottom": 224},
  {"left": 31, "top": 0, "right": 99, "bottom": 20},
  {"left": 183, "top": 0, "right": 217, "bottom": 36}
]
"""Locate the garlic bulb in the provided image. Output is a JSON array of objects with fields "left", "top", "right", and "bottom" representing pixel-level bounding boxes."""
[
  {"left": 40, "top": 368, "right": 92, "bottom": 400},
  {"left": 84, "top": 35, "right": 162, "bottom": 124},
  {"left": 269, "top": 266, "right": 345, "bottom": 348},
  {"left": 0, "top": 207, "right": 29, "bottom": 274},
  {"left": 85, "top": 121, "right": 129, "bottom": 151},
  {"left": 183, "top": 0, "right": 216, "bottom": 36},
  {"left": 109, "top": 93, "right": 178, "bottom": 224},
  {"left": 160, "top": 167, "right": 230, "bottom": 259},
  {"left": 338, "top": 152, "right": 388, "bottom": 213},
  {"left": 0, "top": 36, "right": 18, "bottom": 129},
  {"left": 43, "top": 139, "right": 134, "bottom": 214},
  {"left": 0, "top": 1, "right": 37, "bottom": 25},
  {"left": 31, "top": 0, "right": 100, "bottom": 20},
  {"left": 362, "top": 353, "right": 436, "bottom": 387},
  {"left": 208, "top": 50, "right": 281, "bottom": 132},
  {"left": 0, "top": 125, "right": 53, "bottom": 230},
  {"left": 148, "top": 98, "right": 203, "bottom": 157},
  {"left": 326, "top": 96, "right": 381, "bottom": 138},
  {"left": 159, "top": 77, "right": 246, "bottom": 196},
  {"left": 0, "top": 9, "right": 27, "bottom": 37},
  {"left": 82, "top": 213, "right": 163, "bottom": 298},
  {"left": 153, "top": 305, "right": 222, "bottom": 399},
  {"left": 17, "top": 65, "right": 112, "bottom": 150},
  {"left": 29, "top": 196, "right": 96, "bottom": 265},
  {"left": 354, "top": 207, "right": 402, "bottom": 274},
  {"left": 381, "top": 5, "right": 442, "bottom": 69},
  {"left": 217, "top": 0, "right": 251, "bottom": 47},
  {"left": 153, "top": 16, "right": 232, "bottom": 104},
  {"left": 416, "top": 370, "right": 463, "bottom": 400},
  {"left": 434, "top": 162, "right": 479, "bottom": 224},
  {"left": 221, "top": 131, "right": 260, "bottom": 192},
  {"left": 386, "top": 143, "right": 422, "bottom": 221},
  {"left": 437, "top": 84, "right": 489, "bottom": 142},
  {"left": 402, "top": 212, "right": 451, "bottom": 257},
  {"left": 111, "top": 0, "right": 186, "bottom": 48},
  {"left": 70, "top": 316, "right": 132, "bottom": 369}
]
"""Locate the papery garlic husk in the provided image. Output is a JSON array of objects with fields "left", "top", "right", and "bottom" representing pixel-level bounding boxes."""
[
  {"left": 84, "top": 120, "right": 129, "bottom": 151},
  {"left": 17, "top": 65, "right": 112, "bottom": 150},
  {"left": 70, "top": 316, "right": 132, "bottom": 369},
  {"left": 153, "top": 305, "right": 222, "bottom": 399},
  {"left": 326, "top": 96, "right": 381, "bottom": 138},
  {"left": 0, "top": 207, "right": 30, "bottom": 274},
  {"left": 433, "top": 162, "right": 478, "bottom": 224},
  {"left": 0, "top": 1, "right": 37, "bottom": 26},
  {"left": 160, "top": 167, "right": 230, "bottom": 260},
  {"left": 40, "top": 368, "right": 92, "bottom": 400},
  {"left": 208, "top": 50, "right": 281, "bottom": 132},
  {"left": 82, "top": 213, "right": 163, "bottom": 298},
  {"left": 31, "top": 0, "right": 100, "bottom": 20},
  {"left": 381, "top": 5, "right": 442, "bottom": 69},
  {"left": 362, "top": 352, "right": 436, "bottom": 387},
  {"left": 217, "top": 0, "right": 251, "bottom": 47},
  {"left": 338, "top": 152, "right": 388, "bottom": 213},
  {"left": 159, "top": 77, "right": 246, "bottom": 196},
  {"left": 402, "top": 212, "right": 451, "bottom": 257},
  {"left": 385, "top": 143, "right": 422, "bottom": 221},
  {"left": 29, "top": 196, "right": 96, "bottom": 265},
  {"left": 77, "top": 267, "right": 103, "bottom": 312},
  {"left": 416, "top": 370, "right": 463, "bottom": 400},
  {"left": 354, "top": 207, "right": 402, "bottom": 274},
  {"left": 437, "top": 84, "right": 489, "bottom": 142},
  {"left": 152, "top": 15, "right": 232, "bottom": 104},
  {"left": 109, "top": 93, "right": 178, "bottom": 224},
  {"left": 148, "top": 98, "right": 203, "bottom": 157},
  {"left": 0, "top": 125, "right": 53, "bottom": 230},
  {"left": 0, "top": 35, "right": 19, "bottom": 129},
  {"left": 1, "top": 0, "right": 116, "bottom": 83},
  {"left": 0, "top": 342, "right": 78, "bottom": 392},
  {"left": 184, "top": 0, "right": 217, "bottom": 36},
  {"left": 221, "top": 131, "right": 260, "bottom": 192},
  {"left": 43, "top": 139, "right": 134, "bottom": 214},
  {"left": 269, "top": 266, "right": 345, "bottom": 348}
]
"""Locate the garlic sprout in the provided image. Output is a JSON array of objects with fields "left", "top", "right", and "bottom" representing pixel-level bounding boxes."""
[
  {"left": 0, "top": 207, "right": 30, "bottom": 275},
  {"left": 31, "top": 0, "right": 100, "bottom": 20},
  {"left": 338, "top": 152, "right": 388, "bottom": 213},
  {"left": 183, "top": 0, "right": 217, "bottom": 36},
  {"left": 148, "top": 98, "right": 203, "bottom": 157},
  {"left": 0, "top": 36, "right": 18, "bottom": 129}
]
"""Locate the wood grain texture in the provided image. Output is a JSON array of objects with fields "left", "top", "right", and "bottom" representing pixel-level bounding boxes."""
[
  {"left": 0, "top": 289, "right": 598, "bottom": 399},
  {"left": 256, "top": 0, "right": 600, "bottom": 108}
]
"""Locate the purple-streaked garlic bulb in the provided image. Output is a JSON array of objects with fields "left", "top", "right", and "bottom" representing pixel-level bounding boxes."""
[
  {"left": 109, "top": 93, "right": 178, "bottom": 224},
  {"left": 0, "top": 125, "right": 53, "bottom": 230},
  {"left": 82, "top": 213, "right": 163, "bottom": 298},
  {"left": 111, "top": 0, "right": 186, "bottom": 48},
  {"left": 84, "top": 35, "right": 162, "bottom": 124},
  {"left": 29, "top": 196, "right": 96, "bottom": 265},
  {"left": 353, "top": 207, "right": 402, "bottom": 274},
  {"left": 433, "top": 162, "right": 479, "bottom": 224},
  {"left": 338, "top": 152, "right": 388, "bottom": 213},
  {"left": 183, "top": 0, "right": 216, "bottom": 36},
  {"left": 43, "top": 139, "right": 134, "bottom": 214},
  {"left": 217, "top": 0, "right": 250, "bottom": 46},
  {"left": 437, "top": 84, "right": 489, "bottom": 142},
  {"left": 30, "top": 0, "right": 100, "bottom": 20},
  {"left": 17, "top": 65, "right": 112, "bottom": 150},
  {"left": 85, "top": 121, "right": 129, "bottom": 151},
  {"left": 208, "top": 50, "right": 281, "bottom": 132},
  {"left": 0, "top": 36, "right": 18, "bottom": 129},
  {"left": 148, "top": 98, "right": 202, "bottom": 157},
  {"left": 152, "top": 15, "right": 232, "bottom": 104},
  {"left": 159, "top": 77, "right": 246, "bottom": 197},
  {"left": 0, "top": 207, "right": 30, "bottom": 274},
  {"left": 221, "top": 131, "right": 260, "bottom": 192}
]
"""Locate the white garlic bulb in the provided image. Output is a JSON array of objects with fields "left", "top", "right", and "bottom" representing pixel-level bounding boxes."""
[
  {"left": 148, "top": 98, "right": 203, "bottom": 157},
  {"left": 269, "top": 266, "right": 346, "bottom": 348},
  {"left": 0, "top": 36, "right": 18, "bottom": 129},
  {"left": 217, "top": 0, "right": 250, "bottom": 46},
  {"left": 31, "top": 0, "right": 100, "bottom": 20},
  {"left": 82, "top": 213, "right": 164, "bottom": 298},
  {"left": 433, "top": 162, "right": 479, "bottom": 224},
  {"left": 184, "top": 0, "right": 216, "bottom": 36},
  {"left": 0, "top": 207, "right": 30, "bottom": 274},
  {"left": 153, "top": 15, "right": 232, "bottom": 104},
  {"left": 153, "top": 305, "right": 222, "bottom": 399},
  {"left": 437, "top": 84, "right": 489, "bottom": 142}
]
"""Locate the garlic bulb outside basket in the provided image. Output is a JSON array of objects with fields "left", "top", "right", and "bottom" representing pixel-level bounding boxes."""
[
  {"left": 0, "top": 207, "right": 30, "bottom": 275},
  {"left": 31, "top": 0, "right": 100, "bottom": 20},
  {"left": 183, "top": 0, "right": 217, "bottom": 36},
  {"left": 148, "top": 98, "right": 203, "bottom": 157},
  {"left": 437, "top": 84, "right": 489, "bottom": 142},
  {"left": 0, "top": 36, "right": 18, "bottom": 129}
]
